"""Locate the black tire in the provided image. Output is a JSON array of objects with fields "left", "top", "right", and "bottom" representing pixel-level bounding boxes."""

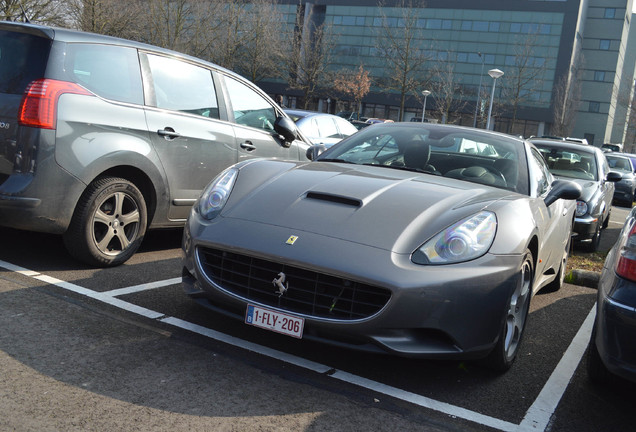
[
  {"left": 585, "top": 223, "right": 602, "bottom": 252},
  {"left": 485, "top": 249, "right": 533, "bottom": 372},
  {"left": 63, "top": 176, "right": 147, "bottom": 267},
  {"left": 602, "top": 210, "right": 610, "bottom": 229}
]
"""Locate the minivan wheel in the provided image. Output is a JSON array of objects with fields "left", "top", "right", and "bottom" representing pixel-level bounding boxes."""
[
  {"left": 484, "top": 249, "right": 533, "bottom": 372},
  {"left": 64, "top": 176, "right": 147, "bottom": 267}
]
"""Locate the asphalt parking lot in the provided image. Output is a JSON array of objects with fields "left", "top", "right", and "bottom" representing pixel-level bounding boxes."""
[{"left": 1, "top": 207, "right": 635, "bottom": 432}]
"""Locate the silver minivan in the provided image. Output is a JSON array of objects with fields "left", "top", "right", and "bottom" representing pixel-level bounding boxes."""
[{"left": 0, "top": 21, "right": 307, "bottom": 266}]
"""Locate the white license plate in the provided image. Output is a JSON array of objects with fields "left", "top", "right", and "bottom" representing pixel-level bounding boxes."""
[{"left": 245, "top": 304, "right": 304, "bottom": 339}]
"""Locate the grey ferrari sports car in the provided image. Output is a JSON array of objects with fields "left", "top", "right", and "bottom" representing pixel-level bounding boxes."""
[{"left": 182, "top": 123, "right": 581, "bottom": 371}]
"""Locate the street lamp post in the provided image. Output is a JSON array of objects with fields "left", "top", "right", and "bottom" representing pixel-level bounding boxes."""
[
  {"left": 486, "top": 68, "right": 504, "bottom": 130},
  {"left": 472, "top": 52, "right": 485, "bottom": 128},
  {"left": 421, "top": 90, "right": 431, "bottom": 123}
]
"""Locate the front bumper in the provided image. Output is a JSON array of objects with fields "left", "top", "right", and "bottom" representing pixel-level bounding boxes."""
[
  {"left": 613, "top": 184, "right": 634, "bottom": 204},
  {"left": 573, "top": 215, "right": 600, "bottom": 241},
  {"left": 182, "top": 215, "right": 525, "bottom": 360}
]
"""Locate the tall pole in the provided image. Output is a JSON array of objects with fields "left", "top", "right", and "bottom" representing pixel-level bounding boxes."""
[
  {"left": 421, "top": 90, "right": 431, "bottom": 123},
  {"left": 486, "top": 69, "right": 504, "bottom": 130},
  {"left": 473, "top": 52, "right": 485, "bottom": 128}
]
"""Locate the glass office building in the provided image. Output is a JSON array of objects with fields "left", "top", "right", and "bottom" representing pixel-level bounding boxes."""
[{"left": 259, "top": 0, "right": 635, "bottom": 145}]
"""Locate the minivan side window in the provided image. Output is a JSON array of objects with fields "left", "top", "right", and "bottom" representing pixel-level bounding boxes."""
[
  {"left": 224, "top": 76, "right": 277, "bottom": 132},
  {"left": 146, "top": 54, "right": 219, "bottom": 119},
  {"left": 66, "top": 44, "right": 143, "bottom": 105}
]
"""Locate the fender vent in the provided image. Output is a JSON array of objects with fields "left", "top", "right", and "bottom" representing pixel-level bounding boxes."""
[{"left": 306, "top": 191, "right": 362, "bottom": 207}]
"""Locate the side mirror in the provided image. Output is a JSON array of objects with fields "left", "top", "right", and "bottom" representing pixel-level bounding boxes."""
[
  {"left": 274, "top": 116, "right": 298, "bottom": 148},
  {"left": 306, "top": 144, "right": 327, "bottom": 161},
  {"left": 607, "top": 171, "right": 623, "bottom": 182},
  {"left": 545, "top": 179, "right": 581, "bottom": 207}
]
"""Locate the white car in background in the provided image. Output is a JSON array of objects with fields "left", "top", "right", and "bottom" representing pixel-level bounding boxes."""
[{"left": 284, "top": 109, "right": 359, "bottom": 147}]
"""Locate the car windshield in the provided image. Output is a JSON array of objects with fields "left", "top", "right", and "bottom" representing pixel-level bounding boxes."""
[
  {"left": 316, "top": 123, "right": 527, "bottom": 193},
  {"left": 535, "top": 145, "right": 598, "bottom": 181},
  {"left": 606, "top": 155, "right": 632, "bottom": 173}
]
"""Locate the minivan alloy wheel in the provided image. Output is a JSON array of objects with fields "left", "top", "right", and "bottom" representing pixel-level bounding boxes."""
[{"left": 64, "top": 176, "right": 147, "bottom": 267}]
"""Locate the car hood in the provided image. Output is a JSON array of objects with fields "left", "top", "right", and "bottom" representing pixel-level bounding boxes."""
[{"left": 222, "top": 161, "right": 516, "bottom": 253}]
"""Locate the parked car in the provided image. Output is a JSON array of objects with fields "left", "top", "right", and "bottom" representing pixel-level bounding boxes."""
[
  {"left": 605, "top": 153, "right": 636, "bottom": 207},
  {"left": 284, "top": 109, "right": 358, "bottom": 148},
  {"left": 532, "top": 138, "right": 621, "bottom": 251},
  {"left": 0, "top": 21, "right": 309, "bottom": 267},
  {"left": 335, "top": 111, "right": 363, "bottom": 122},
  {"left": 182, "top": 123, "right": 581, "bottom": 372},
  {"left": 602, "top": 143, "right": 623, "bottom": 152},
  {"left": 365, "top": 118, "right": 394, "bottom": 124},
  {"left": 587, "top": 205, "right": 636, "bottom": 385}
]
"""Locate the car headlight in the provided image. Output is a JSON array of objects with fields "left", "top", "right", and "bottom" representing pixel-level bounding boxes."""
[
  {"left": 412, "top": 211, "right": 497, "bottom": 265},
  {"left": 575, "top": 200, "right": 588, "bottom": 217},
  {"left": 198, "top": 167, "right": 238, "bottom": 220}
]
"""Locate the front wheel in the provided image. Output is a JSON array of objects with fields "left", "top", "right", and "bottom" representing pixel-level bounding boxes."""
[
  {"left": 485, "top": 249, "right": 533, "bottom": 372},
  {"left": 585, "top": 223, "right": 602, "bottom": 252},
  {"left": 63, "top": 176, "right": 147, "bottom": 267}
]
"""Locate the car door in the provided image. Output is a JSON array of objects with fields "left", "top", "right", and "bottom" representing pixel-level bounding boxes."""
[
  {"left": 221, "top": 74, "right": 307, "bottom": 162},
  {"left": 142, "top": 53, "right": 237, "bottom": 221}
]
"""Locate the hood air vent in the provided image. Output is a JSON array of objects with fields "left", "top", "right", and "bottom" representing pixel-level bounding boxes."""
[{"left": 306, "top": 191, "right": 362, "bottom": 207}]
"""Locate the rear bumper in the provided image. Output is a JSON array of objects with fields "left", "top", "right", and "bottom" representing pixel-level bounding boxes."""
[
  {"left": 596, "top": 268, "right": 636, "bottom": 384},
  {"left": 0, "top": 166, "right": 86, "bottom": 234}
]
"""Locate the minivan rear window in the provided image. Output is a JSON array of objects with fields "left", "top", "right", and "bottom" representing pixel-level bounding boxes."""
[
  {"left": 65, "top": 43, "right": 143, "bottom": 105},
  {"left": 0, "top": 30, "right": 50, "bottom": 95}
]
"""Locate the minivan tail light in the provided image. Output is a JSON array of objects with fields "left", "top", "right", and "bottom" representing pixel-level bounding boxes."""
[
  {"left": 18, "top": 79, "right": 93, "bottom": 129},
  {"left": 615, "top": 222, "right": 636, "bottom": 282}
]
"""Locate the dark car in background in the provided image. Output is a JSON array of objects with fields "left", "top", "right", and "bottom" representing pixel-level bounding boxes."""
[
  {"left": 531, "top": 138, "right": 621, "bottom": 251},
  {"left": 605, "top": 153, "right": 636, "bottom": 207},
  {"left": 588, "top": 205, "right": 636, "bottom": 385},
  {"left": 284, "top": 109, "right": 358, "bottom": 147},
  {"left": 0, "top": 21, "right": 308, "bottom": 267}
]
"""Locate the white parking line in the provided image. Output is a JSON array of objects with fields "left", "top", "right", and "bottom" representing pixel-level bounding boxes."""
[
  {"left": 0, "top": 258, "right": 594, "bottom": 432},
  {"left": 103, "top": 277, "right": 183, "bottom": 297}
]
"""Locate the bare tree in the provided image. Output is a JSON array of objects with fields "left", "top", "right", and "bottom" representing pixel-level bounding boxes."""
[
  {"left": 333, "top": 65, "right": 371, "bottom": 117},
  {"left": 66, "top": 0, "right": 143, "bottom": 39},
  {"left": 1, "top": 0, "right": 69, "bottom": 25},
  {"left": 427, "top": 53, "right": 468, "bottom": 124},
  {"left": 375, "top": 0, "right": 429, "bottom": 121},
  {"left": 501, "top": 32, "right": 547, "bottom": 132},
  {"left": 287, "top": 3, "right": 335, "bottom": 109},
  {"left": 235, "top": 0, "right": 288, "bottom": 83},
  {"left": 551, "top": 71, "right": 582, "bottom": 137}
]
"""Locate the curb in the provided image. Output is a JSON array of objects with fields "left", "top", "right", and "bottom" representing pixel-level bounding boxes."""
[{"left": 567, "top": 269, "right": 601, "bottom": 289}]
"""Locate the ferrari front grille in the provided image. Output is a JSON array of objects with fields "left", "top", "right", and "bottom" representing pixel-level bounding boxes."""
[{"left": 196, "top": 247, "right": 391, "bottom": 320}]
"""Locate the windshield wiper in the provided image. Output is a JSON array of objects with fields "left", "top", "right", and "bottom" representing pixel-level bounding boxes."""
[{"left": 317, "top": 158, "right": 356, "bottom": 164}]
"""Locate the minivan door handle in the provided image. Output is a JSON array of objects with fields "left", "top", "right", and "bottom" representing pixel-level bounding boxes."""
[
  {"left": 240, "top": 141, "right": 256, "bottom": 151},
  {"left": 157, "top": 128, "right": 181, "bottom": 139}
]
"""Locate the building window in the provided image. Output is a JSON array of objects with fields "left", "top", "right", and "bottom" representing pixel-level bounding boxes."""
[
  {"left": 604, "top": 8, "right": 616, "bottom": 19},
  {"left": 599, "top": 39, "right": 611, "bottom": 50},
  {"left": 594, "top": 71, "right": 605, "bottom": 81},
  {"left": 473, "top": 21, "right": 488, "bottom": 31},
  {"left": 589, "top": 101, "right": 600, "bottom": 113}
]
